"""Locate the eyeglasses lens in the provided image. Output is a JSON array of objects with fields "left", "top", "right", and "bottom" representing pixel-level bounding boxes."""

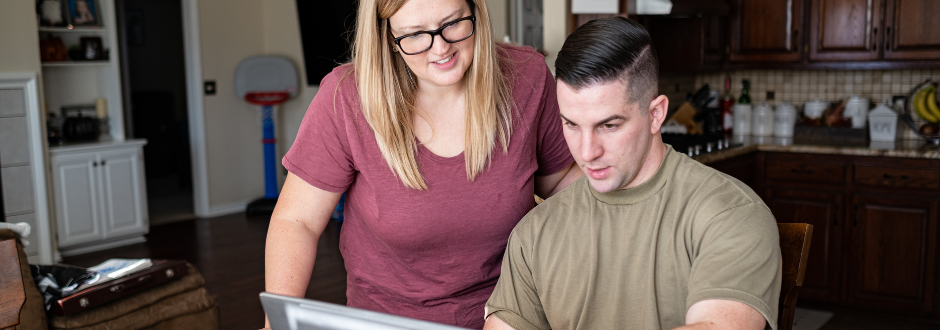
[{"left": 399, "top": 19, "right": 473, "bottom": 54}]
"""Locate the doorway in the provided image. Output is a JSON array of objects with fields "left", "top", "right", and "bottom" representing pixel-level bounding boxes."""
[{"left": 117, "top": 0, "right": 194, "bottom": 226}]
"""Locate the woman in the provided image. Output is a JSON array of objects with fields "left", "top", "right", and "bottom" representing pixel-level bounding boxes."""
[{"left": 265, "top": 0, "right": 581, "bottom": 328}]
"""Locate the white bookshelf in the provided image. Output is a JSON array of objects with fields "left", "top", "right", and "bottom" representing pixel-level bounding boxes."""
[{"left": 38, "top": 0, "right": 125, "bottom": 141}]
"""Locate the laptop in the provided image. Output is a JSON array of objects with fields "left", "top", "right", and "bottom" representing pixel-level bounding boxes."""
[{"left": 260, "top": 292, "right": 470, "bottom": 330}]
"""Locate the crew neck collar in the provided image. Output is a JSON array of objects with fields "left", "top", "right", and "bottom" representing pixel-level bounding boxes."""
[{"left": 588, "top": 145, "right": 675, "bottom": 205}]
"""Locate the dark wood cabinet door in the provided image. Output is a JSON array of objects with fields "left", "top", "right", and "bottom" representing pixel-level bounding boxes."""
[
  {"left": 729, "top": 0, "right": 804, "bottom": 62},
  {"left": 809, "top": 0, "right": 883, "bottom": 61},
  {"left": 845, "top": 194, "right": 939, "bottom": 314},
  {"left": 883, "top": 0, "right": 940, "bottom": 60},
  {"left": 766, "top": 188, "right": 845, "bottom": 302}
]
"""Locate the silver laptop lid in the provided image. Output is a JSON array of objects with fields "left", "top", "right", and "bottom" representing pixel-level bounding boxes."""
[{"left": 260, "top": 292, "right": 471, "bottom": 330}]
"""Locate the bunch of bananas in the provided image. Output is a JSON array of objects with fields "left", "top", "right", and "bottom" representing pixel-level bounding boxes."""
[{"left": 913, "top": 83, "right": 940, "bottom": 123}]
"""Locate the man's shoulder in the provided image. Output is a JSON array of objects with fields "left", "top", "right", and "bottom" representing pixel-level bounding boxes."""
[
  {"left": 514, "top": 177, "right": 591, "bottom": 236},
  {"left": 667, "top": 149, "right": 770, "bottom": 218}
]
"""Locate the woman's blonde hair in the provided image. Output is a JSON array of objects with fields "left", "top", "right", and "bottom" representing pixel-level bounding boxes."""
[{"left": 350, "top": 0, "right": 513, "bottom": 190}]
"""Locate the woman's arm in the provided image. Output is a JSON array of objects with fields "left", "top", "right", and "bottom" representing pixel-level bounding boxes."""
[
  {"left": 264, "top": 172, "right": 343, "bottom": 328},
  {"left": 533, "top": 161, "right": 583, "bottom": 199}
]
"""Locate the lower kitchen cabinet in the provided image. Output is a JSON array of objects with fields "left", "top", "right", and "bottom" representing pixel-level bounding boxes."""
[
  {"left": 711, "top": 151, "right": 940, "bottom": 318},
  {"left": 50, "top": 140, "right": 148, "bottom": 256},
  {"left": 845, "top": 194, "right": 939, "bottom": 314},
  {"left": 765, "top": 188, "right": 844, "bottom": 303}
]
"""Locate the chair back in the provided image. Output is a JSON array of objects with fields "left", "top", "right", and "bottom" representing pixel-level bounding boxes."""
[
  {"left": 0, "top": 239, "right": 26, "bottom": 328},
  {"left": 777, "top": 223, "right": 813, "bottom": 330}
]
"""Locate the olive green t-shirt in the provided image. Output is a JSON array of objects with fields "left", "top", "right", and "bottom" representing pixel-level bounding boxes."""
[{"left": 485, "top": 146, "right": 782, "bottom": 330}]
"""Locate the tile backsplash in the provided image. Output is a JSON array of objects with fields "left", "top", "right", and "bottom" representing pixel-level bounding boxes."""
[{"left": 661, "top": 69, "right": 940, "bottom": 139}]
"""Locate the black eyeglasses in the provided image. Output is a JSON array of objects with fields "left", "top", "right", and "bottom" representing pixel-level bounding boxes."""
[{"left": 390, "top": 15, "right": 476, "bottom": 55}]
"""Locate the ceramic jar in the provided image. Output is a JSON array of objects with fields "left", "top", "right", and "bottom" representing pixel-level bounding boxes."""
[
  {"left": 732, "top": 104, "right": 752, "bottom": 136},
  {"left": 751, "top": 102, "right": 774, "bottom": 137},
  {"left": 774, "top": 103, "right": 798, "bottom": 138}
]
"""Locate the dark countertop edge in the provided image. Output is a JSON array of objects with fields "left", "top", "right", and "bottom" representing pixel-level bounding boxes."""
[{"left": 693, "top": 142, "right": 940, "bottom": 164}]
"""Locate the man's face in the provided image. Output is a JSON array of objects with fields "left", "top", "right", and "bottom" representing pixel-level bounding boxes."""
[{"left": 558, "top": 79, "right": 657, "bottom": 193}]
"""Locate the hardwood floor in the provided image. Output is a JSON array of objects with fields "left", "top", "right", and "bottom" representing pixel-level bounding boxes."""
[
  {"left": 62, "top": 213, "right": 346, "bottom": 330},
  {"left": 62, "top": 212, "right": 939, "bottom": 330}
]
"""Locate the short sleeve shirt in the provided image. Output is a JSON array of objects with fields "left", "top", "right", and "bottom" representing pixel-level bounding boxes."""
[
  {"left": 282, "top": 44, "right": 574, "bottom": 328},
  {"left": 485, "top": 146, "right": 782, "bottom": 330}
]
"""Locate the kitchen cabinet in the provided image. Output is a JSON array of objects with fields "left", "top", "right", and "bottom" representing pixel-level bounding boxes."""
[
  {"left": 640, "top": 16, "right": 725, "bottom": 73},
  {"left": 810, "top": 0, "right": 940, "bottom": 62},
  {"left": 845, "top": 194, "right": 938, "bottom": 314},
  {"left": 750, "top": 151, "right": 940, "bottom": 317},
  {"left": 808, "top": 0, "right": 883, "bottom": 61},
  {"left": 729, "top": 0, "right": 804, "bottom": 63},
  {"left": 765, "top": 188, "right": 845, "bottom": 303},
  {"left": 51, "top": 140, "right": 148, "bottom": 256},
  {"left": 882, "top": 0, "right": 940, "bottom": 60}
]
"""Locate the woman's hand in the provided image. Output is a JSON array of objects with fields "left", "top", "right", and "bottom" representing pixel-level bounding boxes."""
[{"left": 264, "top": 173, "right": 343, "bottom": 328}]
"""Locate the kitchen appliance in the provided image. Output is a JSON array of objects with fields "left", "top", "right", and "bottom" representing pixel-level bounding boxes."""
[
  {"left": 774, "top": 103, "right": 798, "bottom": 138},
  {"left": 751, "top": 102, "right": 774, "bottom": 137},
  {"left": 732, "top": 104, "right": 752, "bottom": 135},
  {"left": 61, "top": 105, "right": 100, "bottom": 141}
]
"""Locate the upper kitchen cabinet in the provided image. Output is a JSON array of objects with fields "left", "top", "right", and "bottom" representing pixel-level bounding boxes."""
[
  {"left": 729, "top": 0, "right": 805, "bottom": 63},
  {"left": 808, "top": 0, "right": 883, "bottom": 61},
  {"left": 882, "top": 0, "right": 940, "bottom": 60}
]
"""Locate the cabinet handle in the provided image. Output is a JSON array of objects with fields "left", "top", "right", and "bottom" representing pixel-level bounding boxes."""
[
  {"left": 101, "top": 160, "right": 106, "bottom": 166},
  {"left": 885, "top": 27, "right": 891, "bottom": 50},
  {"left": 92, "top": 162, "right": 98, "bottom": 167},
  {"left": 901, "top": 175, "right": 909, "bottom": 180},
  {"left": 872, "top": 27, "right": 878, "bottom": 51}
]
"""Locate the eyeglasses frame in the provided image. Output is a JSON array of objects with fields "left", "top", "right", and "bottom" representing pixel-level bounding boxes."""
[{"left": 389, "top": 15, "right": 476, "bottom": 55}]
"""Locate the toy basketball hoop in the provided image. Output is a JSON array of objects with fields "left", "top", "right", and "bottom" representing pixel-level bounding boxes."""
[{"left": 235, "top": 56, "right": 298, "bottom": 214}]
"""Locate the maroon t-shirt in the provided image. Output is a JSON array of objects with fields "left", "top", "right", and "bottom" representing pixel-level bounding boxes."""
[{"left": 282, "top": 44, "right": 573, "bottom": 328}]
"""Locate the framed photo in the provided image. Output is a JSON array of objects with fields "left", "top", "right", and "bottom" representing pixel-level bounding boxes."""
[
  {"left": 37, "top": 0, "right": 69, "bottom": 27},
  {"left": 67, "top": 0, "right": 99, "bottom": 26},
  {"left": 80, "top": 37, "right": 104, "bottom": 60}
]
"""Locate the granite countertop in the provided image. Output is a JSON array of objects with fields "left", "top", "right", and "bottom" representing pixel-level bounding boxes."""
[{"left": 693, "top": 136, "right": 940, "bottom": 164}]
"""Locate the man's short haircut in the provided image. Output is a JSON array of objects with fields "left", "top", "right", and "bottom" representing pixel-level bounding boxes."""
[{"left": 555, "top": 17, "right": 659, "bottom": 106}]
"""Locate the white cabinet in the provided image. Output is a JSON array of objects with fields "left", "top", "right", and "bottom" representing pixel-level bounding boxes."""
[{"left": 51, "top": 140, "right": 148, "bottom": 255}]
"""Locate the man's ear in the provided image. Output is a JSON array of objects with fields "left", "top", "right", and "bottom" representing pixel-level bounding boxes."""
[{"left": 648, "top": 95, "right": 669, "bottom": 135}]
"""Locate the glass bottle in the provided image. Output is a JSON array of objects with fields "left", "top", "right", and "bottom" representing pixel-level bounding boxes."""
[
  {"left": 719, "top": 75, "right": 735, "bottom": 134},
  {"left": 738, "top": 79, "right": 752, "bottom": 105}
]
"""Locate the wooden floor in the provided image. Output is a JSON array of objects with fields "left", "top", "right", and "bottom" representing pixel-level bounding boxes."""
[
  {"left": 62, "top": 213, "right": 938, "bottom": 330},
  {"left": 62, "top": 213, "right": 346, "bottom": 330}
]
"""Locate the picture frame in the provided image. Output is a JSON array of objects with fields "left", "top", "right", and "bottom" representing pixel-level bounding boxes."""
[
  {"left": 67, "top": 0, "right": 99, "bottom": 27},
  {"left": 36, "top": 0, "right": 70, "bottom": 27},
  {"left": 80, "top": 36, "right": 104, "bottom": 60}
]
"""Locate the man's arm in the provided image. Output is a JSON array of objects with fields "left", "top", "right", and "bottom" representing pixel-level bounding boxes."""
[
  {"left": 483, "top": 315, "right": 517, "bottom": 330},
  {"left": 674, "top": 299, "right": 767, "bottom": 330}
]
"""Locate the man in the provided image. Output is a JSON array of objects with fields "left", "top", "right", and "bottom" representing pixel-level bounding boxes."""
[{"left": 483, "top": 17, "right": 781, "bottom": 330}]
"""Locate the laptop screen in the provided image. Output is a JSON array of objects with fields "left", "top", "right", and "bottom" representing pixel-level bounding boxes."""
[{"left": 260, "top": 293, "right": 470, "bottom": 330}]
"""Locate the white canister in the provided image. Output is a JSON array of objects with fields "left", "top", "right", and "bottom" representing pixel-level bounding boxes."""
[
  {"left": 845, "top": 95, "right": 870, "bottom": 129},
  {"left": 751, "top": 103, "right": 774, "bottom": 137},
  {"left": 803, "top": 100, "right": 828, "bottom": 119},
  {"left": 868, "top": 101, "right": 898, "bottom": 142},
  {"left": 732, "top": 104, "right": 752, "bottom": 136},
  {"left": 774, "top": 102, "right": 797, "bottom": 138}
]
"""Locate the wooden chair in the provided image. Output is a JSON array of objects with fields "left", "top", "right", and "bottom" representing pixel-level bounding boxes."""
[
  {"left": 777, "top": 223, "right": 813, "bottom": 330},
  {"left": 0, "top": 238, "right": 26, "bottom": 329}
]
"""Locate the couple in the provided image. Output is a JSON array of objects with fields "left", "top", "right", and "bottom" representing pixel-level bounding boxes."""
[{"left": 266, "top": 0, "right": 781, "bottom": 329}]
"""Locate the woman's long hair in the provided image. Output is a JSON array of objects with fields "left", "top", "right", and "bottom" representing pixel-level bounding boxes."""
[{"left": 350, "top": 0, "right": 513, "bottom": 190}]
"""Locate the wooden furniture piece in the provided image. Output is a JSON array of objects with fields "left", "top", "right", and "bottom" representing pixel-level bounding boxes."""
[
  {"left": 0, "top": 239, "right": 25, "bottom": 329},
  {"left": 729, "top": 0, "right": 805, "bottom": 63},
  {"left": 50, "top": 140, "right": 148, "bottom": 257},
  {"left": 777, "top": 223, "right": 815, "bottom": 330}
]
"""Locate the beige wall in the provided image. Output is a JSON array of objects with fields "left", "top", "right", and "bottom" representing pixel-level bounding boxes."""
[
  {"left": 198, "top": 0, "right": 267, "bottom": 208},
  {"left": 0, "top": 0, "right": 41, "bottom": 74},
  {"left": 543, "top": 0, "right": 567, "bottom": 72},
  {"left": 486, "top": 0, "right": 508, "bottom": 42}
]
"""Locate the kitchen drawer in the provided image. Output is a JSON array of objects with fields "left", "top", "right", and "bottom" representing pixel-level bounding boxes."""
[
  {"left": 854, "top": 165, "right": 940, "bottom": 190},
  {"left": 765, "top": 158, "right": 846, "bottom": 185}
]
